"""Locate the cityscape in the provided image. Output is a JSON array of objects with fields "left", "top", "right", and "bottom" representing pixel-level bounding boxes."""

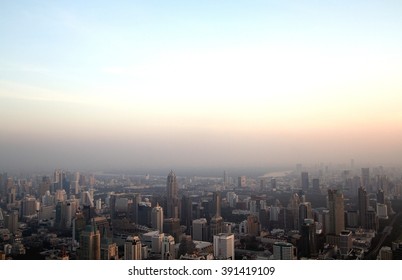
[
  {"left": 0, "top": 164, "right": 402, "bottom": 260},
  {"left": 1, "top": 1, "right": 402, "bottom": 261}
]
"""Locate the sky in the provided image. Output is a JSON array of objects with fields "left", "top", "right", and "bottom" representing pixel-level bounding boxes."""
[{"left": 1, "top": 0, "right": 402, "bottom": 173}]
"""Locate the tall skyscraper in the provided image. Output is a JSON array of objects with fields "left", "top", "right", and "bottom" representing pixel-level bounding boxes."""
[
  {"left": 358, "top": 186, "right": 369, "bottom": 229},
  {"left": 339, "top": 230, "right": 352, "bottom": 257},
  {"left": 213, "top": 233, "right": 234, "bottom": 260},
  {"left": 151, "top": 203, "right": 163, "bottom": 233},
  {"left": 166, "top": 171, "right": 179, "bottom": 219},
  {"left": 299, "top": 219, "right": 317, "bottom": 259},
  {"left": 210, "top": 192, "right": 224, "bottom": 240},
  {"left": 180, "top": 194, "right": 192, "bottom": 234},
  {"left": 78, "top": 223, "right": 101, "bottom": 260},
  {"left": 301, "top": 172, "right": 309, "bottom": 191},
  {"left": 124, "top": 235, "right": 142, "bottom": 260},
  {"left": 162, "top": 235, "right": 175, "bottom": 260},
  {"left": 192, "top": 218, "right": 208, "bottom": 241},
  {"left": 327, "top": 189, "right": 345, "bottom": 235}
]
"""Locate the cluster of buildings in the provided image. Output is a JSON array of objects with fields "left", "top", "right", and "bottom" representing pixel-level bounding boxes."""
[{"left": 0, "top": 166, "right": 402, "bottom": 260}]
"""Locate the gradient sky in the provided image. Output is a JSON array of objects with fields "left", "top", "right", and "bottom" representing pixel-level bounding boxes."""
[{"left": 1, "top": 1, "right": 402, "bottom": 173}]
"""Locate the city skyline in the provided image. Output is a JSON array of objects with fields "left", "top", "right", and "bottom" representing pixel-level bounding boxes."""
[{"left": 1, "top": 1, "right": 402, "bottom": 172}]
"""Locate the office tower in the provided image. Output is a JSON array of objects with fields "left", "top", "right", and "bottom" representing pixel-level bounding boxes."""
[
  {"left": 366, "top": 209, "right": 379, "bottom": 231},
  {"left": 377, "top": 188, "right": 385, "bottom": 204},
  {"left": 151, "top": 232, "right": 164, "bottom": 254},
  {"left": 21, "top": 196, "right": 37, "bottom": 218},
  {"left": 339, "top": 230, "right": 352, "bottom": 257},
  {"left": 192, "top": 218, "right": 209, "bottom": 241},
  {"left": 246, "top": 215, "right": 260, "bottom": 236},
  {"left": 298, "top": 202, "right": 312, "bottom": 230},
  {"left": 100, "top": 231, "right": 119, "bottom": 260},
  {"left": 327, "top": 189, "right": 345, "bottom": 235},
  {"left": 358, "top": 186, "right": 368, "bottom": 229},
  {"left": 299, "top": 219, "right": 317, "bottom": 259},
  {"left": 180, "top": 195, "right": 192, "bottom": 234},
  {"left": 162, "top": 234, "right": 175, "bottom": 260},
  {"left": 213, "top": 233, "right": 234, "bottom": 260},
  {"left": 238, "top": 176, "right": 246, "bottom": 188},
  {"left": 166, "top": 171, "right": 179, "bottom": 219},
  {"left": 210, "top": 192, "right": 224, "bottom": 240},
  {"left": 223, "top": 170, "right": 228, "bottom": 187},
  {"left": 288, "top": 192, "right": 300, "bottom": 230},
  {"left": 5, "top": 211, "right": 18, "bottom": 234},
  {"left": 152, "top": 203, "right": 164, "bottom": 233},
  {"left": 78, "top": 223, "right": 101, "bottom": 260},
  {"left": 346, "top": 210, "right": 359, "bottom": 228},
  {"left": 163, "top": 218, "right": 181, "bottom": 242},
  {"left": 39, "top": 176, "right": 51, "bottom": 196},
  {"left": 361, "top": 168, "right": 370, "bottom": 190},
  {"left": 301, "top": 172, "right": 309, "bottom": 191},
  {"left": 273, "top": 242, "right": 297, "bottom": 260},
  {"left": 138, "top": 202, "right": 152, "bottom": 227},
  {"left": 7, "top": 185, "right": 16, "bottom": 204},
  {"left": 226, "top": 192, "right": 238, "bottom": 208},
  {"left": 377, "top": 203, "right": 388, "bottom": 219},
  {"left": 124, "top": 235, "right": 142, "bottom": 260}
]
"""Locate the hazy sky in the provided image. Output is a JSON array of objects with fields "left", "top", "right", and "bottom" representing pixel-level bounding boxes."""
[{"left": 1, "top": 1, "right": 402, "bottom": 173}]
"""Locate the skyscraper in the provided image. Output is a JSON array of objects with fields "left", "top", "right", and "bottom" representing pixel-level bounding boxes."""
[
  {"left": 301, "top": 172, "right": 309, "bottom": 191},
  {"left": 192, "top": 218, "right": 208, "bottom": 241},
  {"left": 327, "top": 189, "right": 344, "bottom": 235},
  {"left": 299, "top": 219, "right": 317, "bottom": 259},
  {"left": 124, "top": 235, "right": 142, "bottom": 260},
  {"left": 78, "top": 223, "right": 101, "bottom": 260},
  {"left": 162, "top": 234, "right": 175, "bottom": 260},
  {"left": 358, "top": 186, "right": 368, "bottom": 229},
  {"left": 151, "top": 203, "right": 163, "bottom": 233},
  {"left": 166, "top": 171, "right": 179, "bottom": 219},
  {"left": 209, "top": 192, "right": 224, "bottom": 240}
]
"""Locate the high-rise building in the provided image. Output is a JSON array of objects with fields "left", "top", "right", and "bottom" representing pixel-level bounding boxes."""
[
  {"left": 124, "top": 235, "right": 142, "bottom": 260},
  {"left": 100, "top": 233, "right": 119, "bottom": 260},
  {"left": 238, "top": 176, "right": 246, "bottom": 188},
  {"left": 299, "top": 219, "right": 317, "bottom": 259},
  {"left": 298, "top": 202, "right": 312, "bottom": 230},
  {"left": 166, "top": 171, "right": 179, "bottom": 219},
  {"left": 151, "top": 203, "right": 164, "bottom": 233},
  {"left": 180, "top": 195, "right": 192, "bottom": 234},
  {"left": 162, "top": 234, "right": 175, "bottom": 260},
  {"left": 358, "top": 186, "right": 368, "bottom": 229},
  {"left": 213, "top": 233, "right": 234, "bottom": 260},
  {"left": 339, "top": 230, "right": 352, "bottom": 257},
  {"left": 273, "top": 242, "right": 297, "bottom": 260},
  {"left": 246, "top": 215, "right": 260, "bottom": 236},
  {"left": 21, "top": 196, "right": 37, "bottom": 218},
  {"left": 209, "top": 192, "right": 224, "bottom": 240},
  {"left": 5, "top": 211, "right": 18, "bottom": 234},
  {"left": 301, "top": 172, "right": 309, "bottom": 191},
  {"left": 163, "top": 218, "right": 181, "bottom": 243},
  {"left": 78, "top": 223, "right": 101, "bottom": 260},
  {"left": 192, "top": 218, "right": 208, "bottom": 241},
  {"left": 327, "top": 189, "right": 344, "bottom": 235}
]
